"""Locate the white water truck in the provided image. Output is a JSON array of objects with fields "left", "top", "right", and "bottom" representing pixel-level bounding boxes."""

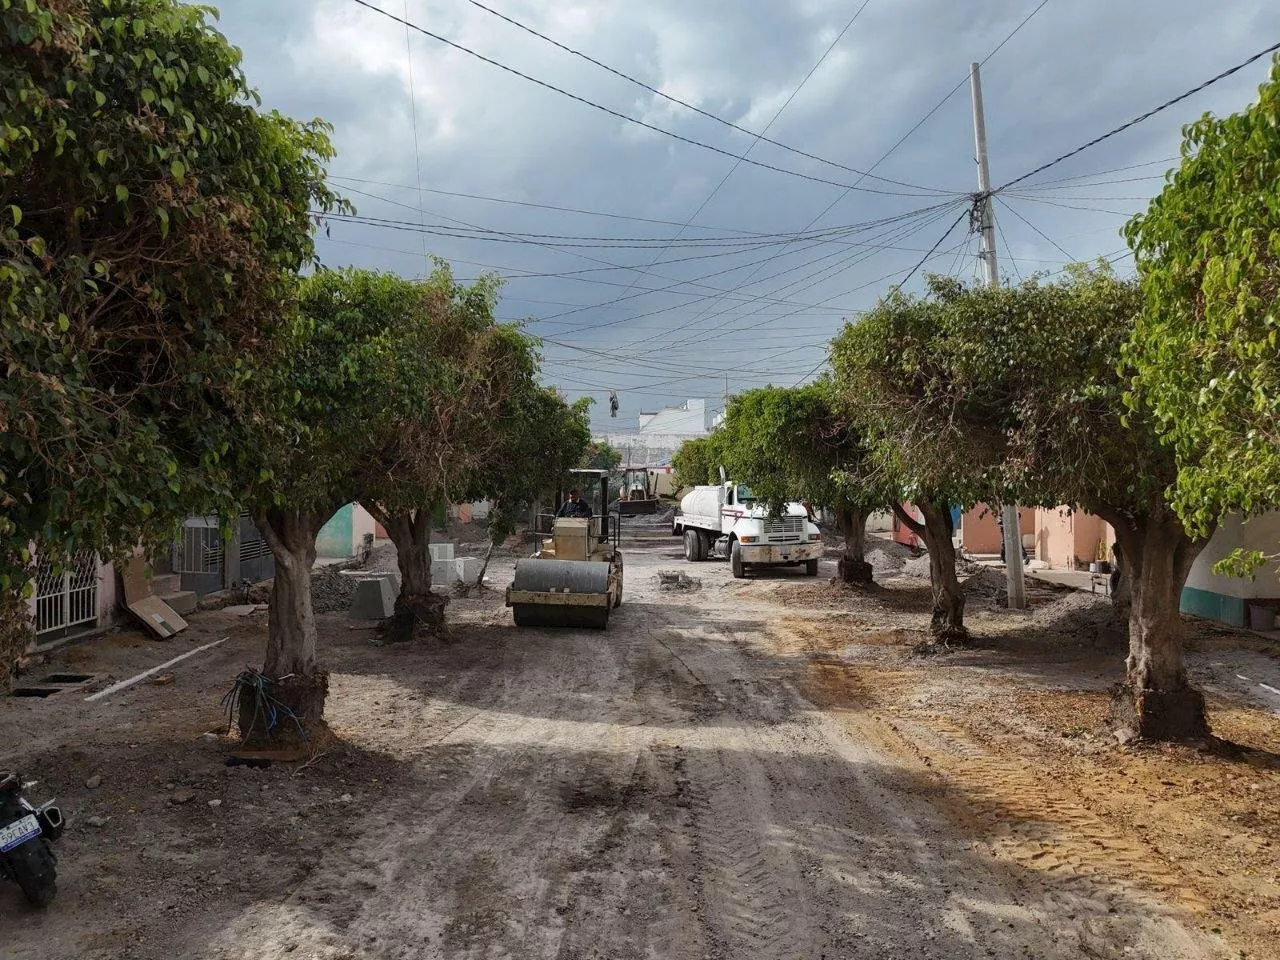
[{"left": 672, "top": 476, "right": 823, "bottom": 578}]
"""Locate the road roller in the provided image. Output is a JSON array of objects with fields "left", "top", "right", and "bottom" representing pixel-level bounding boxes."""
[{"left": 505, "top": 470, "right": 623, "bottom": 629}]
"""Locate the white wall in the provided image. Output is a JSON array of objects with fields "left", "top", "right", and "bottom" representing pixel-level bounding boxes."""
[
  {"left": 1185, "top": 510, "right": 1280, "bottom": 599},
  {"left": 352, "top": 503, "right": 376, "bottom": 546},
  {"left": 642, "top": 398, "right": 706, "bottom": 435}
]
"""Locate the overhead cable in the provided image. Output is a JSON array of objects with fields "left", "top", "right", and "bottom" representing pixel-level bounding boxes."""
[
  {"left": 346, "top": 0, "right": 958, "bottom": 198},
  {"left": 996, "top": 40, "right": 1280, "bottom": 192},
  {"left": 459, "top": 0, "right": 951, "bottom": 194}
]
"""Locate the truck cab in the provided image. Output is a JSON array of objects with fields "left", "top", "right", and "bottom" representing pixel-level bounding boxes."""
[{"left": 673, "top": 481, "right": 823, "bottom": 578}]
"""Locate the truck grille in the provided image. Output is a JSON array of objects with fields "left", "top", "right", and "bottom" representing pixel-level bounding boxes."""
[{"left": 764, "top": 517, "right": 804, "bottom": 535}]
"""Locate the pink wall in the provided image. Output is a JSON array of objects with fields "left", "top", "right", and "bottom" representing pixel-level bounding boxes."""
[
  {"left": 960, "top": 504, "right": 1034, "bottom": 555},
  {"left": 891, "top": 502, "right": 924, "bottom": 548}
]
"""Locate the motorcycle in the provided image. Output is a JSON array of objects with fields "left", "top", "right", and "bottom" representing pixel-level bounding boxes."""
[{"left": 0, "top": 772, "right": 63, "bottom": 908}]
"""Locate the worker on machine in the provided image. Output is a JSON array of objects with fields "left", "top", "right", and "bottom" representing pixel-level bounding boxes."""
[{"left": 557, "top": 489, "right": 593, "bottom": 519}]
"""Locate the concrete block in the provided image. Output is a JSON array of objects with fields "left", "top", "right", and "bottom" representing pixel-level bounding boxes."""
[
  {"left": 456, "top": 557, "right": 484, "bottom": 585},
  {"left": 429, "top": 542, "right": 455, "bottom": 562},
  {"left": 431, "top": 560, "right": 456, "bottom": 585},
  {"left": 350, "top": 577, "right": 396, "bottom": 619}
]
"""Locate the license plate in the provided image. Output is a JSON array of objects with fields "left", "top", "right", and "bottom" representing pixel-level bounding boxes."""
[{"left": 0, "top": 814, "right": 40, "bottom": 853}]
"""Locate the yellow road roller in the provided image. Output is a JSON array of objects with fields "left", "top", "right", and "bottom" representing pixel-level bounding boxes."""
[{"left": 505, "top": 469, "right": 623, "bottom": 629}]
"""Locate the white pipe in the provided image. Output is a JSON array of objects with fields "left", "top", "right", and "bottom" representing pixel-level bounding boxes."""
[{"left": 84, "top": 637, "right": 229, "bottom": 702}]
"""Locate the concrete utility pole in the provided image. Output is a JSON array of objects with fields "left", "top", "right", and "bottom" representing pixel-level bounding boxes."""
[{"left": 970, "top": 61, "right": 1027, "bottom": 611}]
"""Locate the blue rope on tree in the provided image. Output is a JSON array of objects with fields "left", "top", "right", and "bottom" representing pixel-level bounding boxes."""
[{"left": 220, "top": 666, "right": 308, "bottom": 742}]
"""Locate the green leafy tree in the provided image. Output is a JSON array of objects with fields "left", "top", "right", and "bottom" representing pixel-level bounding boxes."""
[
  {"left": 841, "top": 269, "right": 1214, "bottom": 739},
  {"left": 581, "top": 440, "right": 622, "bottom": 472},
  {"left": 715, "top": 383, "right": 886, "bottom": 584},
  {"left": 1124, "top": 55, "right": 1280, "bottom": 577},
  {"left": 831, "top": 291, "right": 997, "bottom": 640},
  {"left": 672, "top": 435, "right": 722, "bottom": 491},
  {"left": 285, "top": 265, "right": 529, "bottom": 645},
  {"left": 0, "top": 0, "right": 341, "bottom": 676},
  {"left": 467, "top": 389, "right": 593, "bottom": 589}
]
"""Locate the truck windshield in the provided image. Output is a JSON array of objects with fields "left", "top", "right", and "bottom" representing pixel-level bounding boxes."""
[{"left": 735, "top": 484, "right": 756, "bottom": 505}]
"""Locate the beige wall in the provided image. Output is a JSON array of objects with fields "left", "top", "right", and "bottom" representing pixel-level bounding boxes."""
[{"left": 1031, "top": 506, "right": 1113, "bottom": 570}]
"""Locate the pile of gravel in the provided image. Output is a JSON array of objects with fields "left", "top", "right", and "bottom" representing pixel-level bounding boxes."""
[{"left": 311, "top": 565, "right": 357, "bottom": 614}]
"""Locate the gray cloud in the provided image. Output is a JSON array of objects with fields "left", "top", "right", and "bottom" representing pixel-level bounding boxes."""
[{"left": 204, "top": 0, "right": 1279, "bottom": 429}]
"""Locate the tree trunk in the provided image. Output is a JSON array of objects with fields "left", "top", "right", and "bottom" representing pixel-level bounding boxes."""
[
  {"left": 1109, "top": 541, "right": 1132, "bottom": 617},
  {"left": 1100, "top": 504, "right": 1212, "bottom": 741},
  {"left": 244, "top": 507, "right": 331, "bottom": 743},
  {"left": 370, "top": 504, "right": 449, "bottom": 642},
  {"left": 834, "top": 503, "right": 873, "bottom": 585},
  {"left": 893, "top": 501, "right": 967, "bottom": 642}
]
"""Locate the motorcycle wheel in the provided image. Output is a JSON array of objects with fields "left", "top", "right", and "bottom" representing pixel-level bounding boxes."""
[{"left": 8, "top": 836, "right": 57, "bottom": 908}]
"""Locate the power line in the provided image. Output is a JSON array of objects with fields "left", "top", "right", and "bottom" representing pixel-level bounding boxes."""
[
  {"left": 1013, "top": 155, "right": 1179, "bottom": 189},
  {"left": 896, "top": 207, "right": 970, "bottom": 290},
  {"left": 996, "top": 40, "right": 1280, "bottom": 192},
  {"left": 459, "top": 0, "right": 950, "bottom": 195},
  {"left": 327, "top": 174, "right": 842, "bottom": 236},
  {"left": 348, "top": 0, "right": 959, "bottom": 199},
  {"left": 995, "top": 196, "right": 1074, "bottom": 261},
  {"left": 786, "top": 214, "right": 977, "bottom": 388},
  {"left": 994, "top": 218, "right": 1023, "bottom": 284},
  {"left": 631, "top": 203, "right": 966, "bottom": 354},
  {"left": 614, "top": 0, "right": 1053, "bottom": 358},
  {"left": 599, "top": 0, "right": 877, "bottom": 338},
  {"left": 573, "top": 203, "right": 960, "bottom": 346}
]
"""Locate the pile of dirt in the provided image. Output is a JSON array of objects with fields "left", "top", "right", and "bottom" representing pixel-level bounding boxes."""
[
  {"left": 963, "top": 566, "right": 1010, "bottom": 603},
  {"left": 1031, "top": 590, "right": 1125, "bottom": 645},
  {"left": 657, "top": 570, "right": 700, "bottom": 591},
  {"left": 865, "top": 540, "right": 916, "bottom": 577},
  {"left": 311, "top": 565, "right": 357, "bottom": 614}
]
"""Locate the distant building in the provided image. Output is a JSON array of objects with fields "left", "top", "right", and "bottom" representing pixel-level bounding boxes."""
[{"left": 597, "top": 398, "right": 708, "bottom": 467}]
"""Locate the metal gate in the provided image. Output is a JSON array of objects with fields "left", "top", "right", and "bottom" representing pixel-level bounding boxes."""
[
  {"left": 173, "top": 516, "right": 225, "bottom": 596},
  {"left": 34, "top": 551, "right": 99, "bottom": 636},
  {"left": 237, "top": 513, "right": 274, "bottom": 585}
]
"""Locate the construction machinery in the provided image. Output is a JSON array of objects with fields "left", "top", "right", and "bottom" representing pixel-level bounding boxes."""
[
  {"left": 506, "top": 469, "right": 623, "bottom": 629},
  {"left": 615, "top": 467, "right": 660, "bottom": 516}
]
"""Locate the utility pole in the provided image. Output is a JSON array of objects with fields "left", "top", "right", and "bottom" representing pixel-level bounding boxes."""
[{"left": 970, "top": 61, "right": 1027, "bottom": 611}]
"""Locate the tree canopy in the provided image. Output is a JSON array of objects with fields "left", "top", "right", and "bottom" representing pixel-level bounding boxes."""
[
  {"left": 834, "top": 267, "right": 1214, "bottom": 738},
  {"left": 713, "top": 383, "right": 885, "bottom": 582},
  {"left": 1124, "top": 55, "right": 1280, "bottom": 569},
  {"left": 0, "top": 0, "right": 341, "bottom": 673},
  {"left": 672, "top": 435, "right": 721, "bottom": 490}
]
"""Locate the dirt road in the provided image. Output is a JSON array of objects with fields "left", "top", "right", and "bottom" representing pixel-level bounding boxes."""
[{"left": 2, "top": 531, "right": 1272, "bottom": 959}]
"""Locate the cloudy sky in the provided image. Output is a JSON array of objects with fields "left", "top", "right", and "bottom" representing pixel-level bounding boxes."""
[{"left": 207, "top": 0, "right": 1278, "bottom": 431}]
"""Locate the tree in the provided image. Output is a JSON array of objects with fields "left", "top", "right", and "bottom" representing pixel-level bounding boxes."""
[
  {"left": 672, "top": 435, "right": 721, "bottom": 490},
  {"left": 581, "top": 440, "right": 622, "bottom": 472},
  {"left": 1124, "top": 55, "right": 1280, "bottom": 576},
  {"left": 840, "top": 269, "right": 1214, "bottom": 739},
  {"left": 290, "top": 265, "right": 533, "bottom": 644},
  {"left": 831, "top": 290, "right": 995, "bottom": 640},
  {"left": 714, "top": 383, "right": 885, "bottom": 584},
  {"left": 0, "top": 0, "right": 341, "bottom": 675},
  {"left": 468, "top": 389, "right": 593, "bottom": 589}
]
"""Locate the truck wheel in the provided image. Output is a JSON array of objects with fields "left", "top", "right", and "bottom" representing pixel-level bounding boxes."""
[
  {"left": 730, "top": 541, "right": 745, "bottom": 579},
  {"left": 684, "top": 529, "right": 698, "bottom": 562},
  {"left": 805, "top": 558, "right": 820, "bottom": 577}
]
